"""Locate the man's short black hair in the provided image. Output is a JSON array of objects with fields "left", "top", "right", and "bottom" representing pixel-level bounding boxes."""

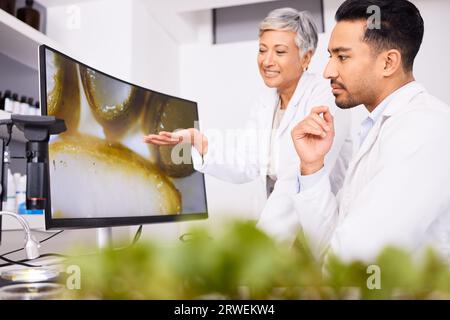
[{"left": 335, "top": 0, "right": 424, "bottom": 72}]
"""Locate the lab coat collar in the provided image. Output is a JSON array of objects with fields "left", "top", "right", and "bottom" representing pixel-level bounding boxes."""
[
  {"left": 276, "top": 72, "right": 313, "bottom": 137},
  {"left": 351, "top": 81, "right": 426, "bottom": 170},
  {"left": 381, "top": 81, "right": 425, "bottom": 117},
  {"left": 259, "top": 85, "right": 278, "bottom": 109},
  {"left": 259, "top": 72, "right": 313, "bottom": 109}
]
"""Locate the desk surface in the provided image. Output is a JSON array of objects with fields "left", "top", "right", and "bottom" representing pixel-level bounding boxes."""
[{"left": 0, "top": 256, "right": 66, "bottom": 288}]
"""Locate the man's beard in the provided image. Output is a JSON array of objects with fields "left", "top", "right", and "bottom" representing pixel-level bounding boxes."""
[
  {"left": 335, "top": 94, "right": 360, "bottom": 109},
  {"left": 331, "top": 80, "right": 365, "bottom": 109}
]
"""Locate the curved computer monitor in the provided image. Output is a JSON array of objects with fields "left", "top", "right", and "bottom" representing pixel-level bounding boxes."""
[{"left": 39, "top": 45, "right": 207, "bottom": 230}]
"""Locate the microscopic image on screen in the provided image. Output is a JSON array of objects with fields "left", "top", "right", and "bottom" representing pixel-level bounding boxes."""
[{"left": 42, "top": 47, "right": 207, "bottom": 222}]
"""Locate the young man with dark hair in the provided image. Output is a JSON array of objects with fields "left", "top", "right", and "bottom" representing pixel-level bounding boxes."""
[{"left": 289, "top": 0, "right": 450, "bottom": 262}]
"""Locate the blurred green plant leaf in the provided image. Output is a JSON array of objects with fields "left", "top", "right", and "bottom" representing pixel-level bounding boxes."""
[{"left": 63, "top": 220, "right": 450, "bottom": 300}]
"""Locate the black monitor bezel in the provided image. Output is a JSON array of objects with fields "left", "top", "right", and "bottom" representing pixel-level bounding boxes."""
[{"left": 39, "top": 44, "right": 208, "bottom": 230}]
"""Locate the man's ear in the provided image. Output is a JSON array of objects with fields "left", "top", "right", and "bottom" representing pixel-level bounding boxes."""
[{"left": 382, "top": 49, "right": 402, "bottom": 77}]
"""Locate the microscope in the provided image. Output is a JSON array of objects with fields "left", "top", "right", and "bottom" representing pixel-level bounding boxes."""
[{"left": 0, "top": 114, "right": 66, "bottom": 259}]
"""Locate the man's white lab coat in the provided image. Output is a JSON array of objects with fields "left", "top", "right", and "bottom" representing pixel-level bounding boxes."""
[{"left": 292, "top": 82, "right": 450, "bottom": 263}]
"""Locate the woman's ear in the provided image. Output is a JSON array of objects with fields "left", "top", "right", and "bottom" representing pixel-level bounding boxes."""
[
  {"left": 382, "top": 49, "right": 402, "bottom": 77},
  {"left": 302, "top": 50, "right": 313, "bottom": 71}
]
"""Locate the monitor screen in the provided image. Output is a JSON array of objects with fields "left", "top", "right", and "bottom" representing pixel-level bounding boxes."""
[{"left": 39, "top": 45, "right": 207, "bottom": 229}]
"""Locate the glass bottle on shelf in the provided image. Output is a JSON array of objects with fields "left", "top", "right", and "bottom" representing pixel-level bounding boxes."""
[
  {"left": 16, "top": 0, "right": 40, "bottom": 31},
  {"left": 0, "top": 0, "right": 16, "bottom": 15},
  {"left": 27, "top": 97, "right": 34, "bottom": 115},
  {"left": 10, "top": 92, "right": 19, "bottom": 113},
  {"left": 0, "top": 91, "right": 4, "bottom": 111},
  {"left": 11, "top": 92, "right": 20, "bottom": 114},
  {"left": 2, "top": 90, "right": 12, "bottom": 112},
  {"left": 20, "top": 95, "right": 29, "bottom": 114},
  {"left": 34, "top": 101, "right": 40, "bottom": 115}
]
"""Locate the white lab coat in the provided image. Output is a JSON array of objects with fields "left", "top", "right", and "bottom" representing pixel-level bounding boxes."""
[
  {"left": 191, "top": 73, "right": 348, "bottom": 242},
  {"left": 291, "top": 82, "right": 450, "bottom": 263}
]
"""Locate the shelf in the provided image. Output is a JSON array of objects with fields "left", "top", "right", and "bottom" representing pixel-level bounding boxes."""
[
  {"left": 0, "top": 9, "right": 59, "bottom": 70},
  {"left": 0, "top": 111, "right": 27, "bottom": 143}
]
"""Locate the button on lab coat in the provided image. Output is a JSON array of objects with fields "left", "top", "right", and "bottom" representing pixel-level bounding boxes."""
[{"left": 292, "top": 82, "right": 450, "bottom": 263}]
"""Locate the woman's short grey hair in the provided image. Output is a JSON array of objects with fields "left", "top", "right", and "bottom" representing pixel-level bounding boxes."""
[{"left": 259, "top": 8, "right": 319, "bottom": 57}]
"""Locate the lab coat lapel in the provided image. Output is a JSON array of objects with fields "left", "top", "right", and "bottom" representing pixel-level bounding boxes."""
[
  {"left": 259, "top": 89, "right": 279, "bottom": 176},
  {"left": 276, "top": 73, "right": 310, "bottom": 138},
  {"left": 351, "top": 115, "right": 385, "bottom": 167},
  {"left": 259, "top": 88, "right": 278, "bottom": 136},
  {"left": 346, "top": 82, "right": 426, "bottom": 177}
]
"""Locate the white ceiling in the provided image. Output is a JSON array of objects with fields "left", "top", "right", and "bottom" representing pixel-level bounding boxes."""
[
  {"left": 35, "top": 0, "right": 282, "bottom": 44},
  {"left": 36, "top": 0, "right": 99, "bottom": 7},
  {"left": 36, "top": 0, "right": 278, "bottom": 12}
]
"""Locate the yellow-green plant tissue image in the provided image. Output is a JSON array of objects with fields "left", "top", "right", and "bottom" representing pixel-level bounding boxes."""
[
  {"left": 46, "top": 51, "right": 81, "bottom": 133},
  {"left": 43, "top": 47, "right": 207, "bottom": 221},
  {"left": 155, "top": 98, "right": 197, "bottom": 178},
  {"left": 49, "top": 134, "right": 181, "bottom": 219},
  {"left": 79, "top": 65, "right": 146, "bottom": 140},
  {"left": 140, "top": 94, "right": 197, "bottom": 178}
]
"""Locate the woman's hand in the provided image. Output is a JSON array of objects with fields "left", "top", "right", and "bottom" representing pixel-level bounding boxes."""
[
  {"left": 143, "top": 128, "right": 208, "bottom": 156},
  {"left": 143, "top": 130, "right": 188, "bottom": 145},
  {"left": 291, "top": 106, "right": 334, "bottom": 175}
]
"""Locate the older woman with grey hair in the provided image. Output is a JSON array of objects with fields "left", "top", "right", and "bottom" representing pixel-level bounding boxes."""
[{"left": 144, "top": 8, "right": 344, "bottom": 243}]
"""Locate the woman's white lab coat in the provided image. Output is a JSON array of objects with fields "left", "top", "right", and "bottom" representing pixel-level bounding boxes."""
[{"left": 192, "top": 72, "right": 342, "bottom": 201}]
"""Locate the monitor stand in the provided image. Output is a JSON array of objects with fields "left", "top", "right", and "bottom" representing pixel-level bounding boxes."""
[{"left": 96, "top": 227, "right": 113, "bottom": 249}]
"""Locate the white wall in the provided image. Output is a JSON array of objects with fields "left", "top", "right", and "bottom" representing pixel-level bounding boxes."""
[
  {"left": 46, "top": 0, "right": 133, "bottom": 82},
  {"left": 412, "top": 0, "right": 450, "bottom": 105},
  {"left": 131, "top": 0, "right": 180, "bottom": 96},
  {"left": 45, "top": 0, "right": 180, "bottom": 96}
]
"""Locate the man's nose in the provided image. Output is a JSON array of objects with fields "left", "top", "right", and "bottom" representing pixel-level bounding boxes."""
[{"left": 323, "top": 58, "right": 338, "bottom": 80}]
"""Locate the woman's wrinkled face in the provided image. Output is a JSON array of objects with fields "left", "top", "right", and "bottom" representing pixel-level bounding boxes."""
[{"left": 258, "top": 30, "right": 304, "bottom": 92}]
